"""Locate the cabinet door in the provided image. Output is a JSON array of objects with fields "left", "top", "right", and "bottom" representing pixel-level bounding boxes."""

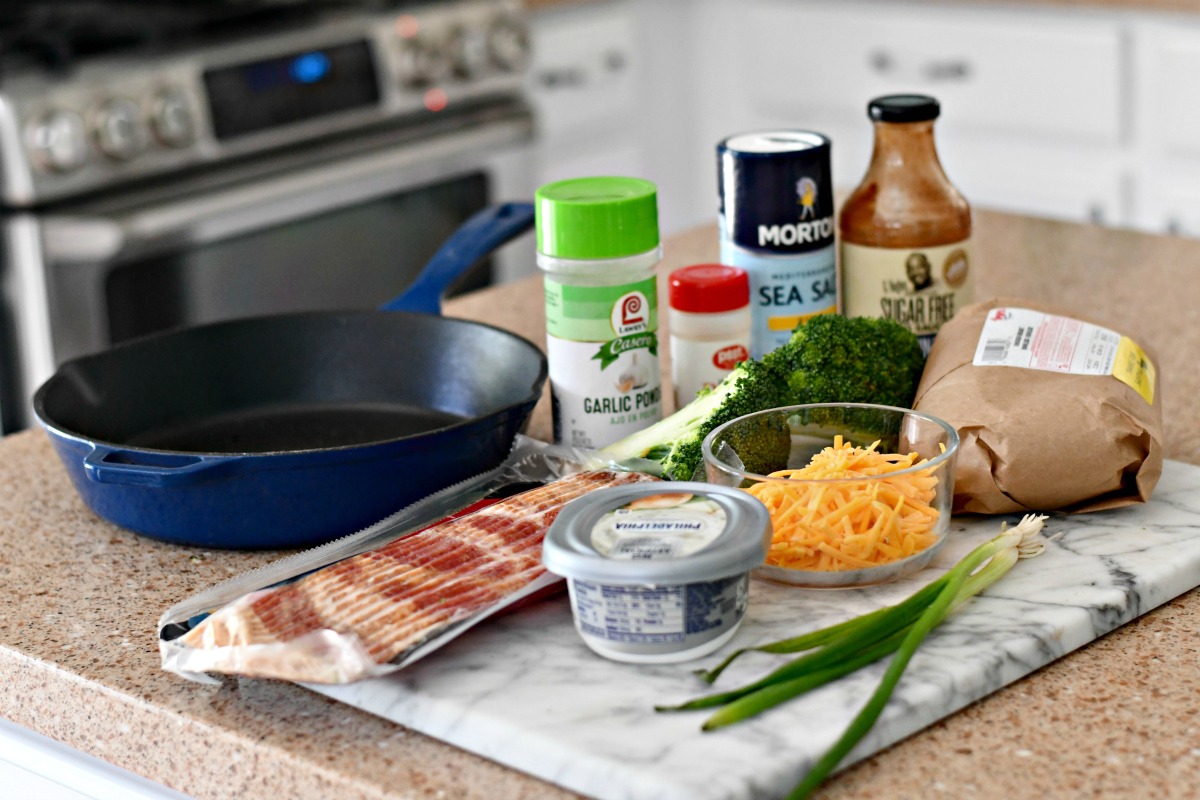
[
  {"left": 533, "top": 141, "right": 648, "bottom": 189},
  {"left": 741, "top": 0, "right": 1124, "bottom": 146},
  {"left": 1129, "top": 19, "right": 1200, "bottom": 235},
  {"left": 526, "top": 1, "right": 697, "bottom": 231},
  {"left": 937, "top": 135, "right": 1128, "bottom": 226},
  {"left": 1134, "top": 19, "right": 1200, "bottom": 159},
  {"left": 1132, "top": 168, "right": 1200, "bottom": 237},
  {"left": 526, "top": 2, "right": 641, "bottom": 144}
]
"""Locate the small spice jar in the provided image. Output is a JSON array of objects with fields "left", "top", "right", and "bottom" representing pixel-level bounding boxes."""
[
  {"left": 535, "top": 177, "right": 663, "bottom": 449},
  {"left": 668, "top": 264, "right": 751, "bottom": 408}
]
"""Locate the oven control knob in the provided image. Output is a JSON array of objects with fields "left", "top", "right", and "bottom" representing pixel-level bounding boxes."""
[
  {"left": 396, "top": 35, "right": 449, "bottom": 87},
  {"left": 448, "top": 25, "right": 490, "bottom": 78},
  {"left": 93, "top": 97, "right": 149, "bottom": 161},
  {"left": 487, "top": 15, "right": 530, "bottom": 73},
  {"left": 150, "top": 88, "right": 196, "bottom": 148},
  {"left": 27, "top": 110, "right": 88, "bottom": 173}
]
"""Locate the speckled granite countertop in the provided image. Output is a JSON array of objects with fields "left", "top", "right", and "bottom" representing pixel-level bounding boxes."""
[{"left": 1, "top": 209, "right": 1198, "bottom": 799}]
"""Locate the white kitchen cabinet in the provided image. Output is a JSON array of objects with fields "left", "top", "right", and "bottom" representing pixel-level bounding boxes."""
[
  {"left": 529, "top": 0, "right": 1200, "bottom": 239},
  {"left": 525, "top": 3, "right": 650, "bottom": 205},
  {"left": 1133, "top": 17, "right": 1200, "bottom": 160},
  {"left": 524, "top": 0, "right": 704, "bottom": 236},
  {"left": 940, "top": 139, "right": 1127, "bottom": 227},
  {"left": 1131, "top": 167, "right": 1200, "bottom": 237},
  {"left": 740, "top": 2, "right": 1124, "bottom": 146},
  {"left": 1131, "top": 17, "right": 1200, "bottom": 236},
  {"left": 684, "top": 0, "right": 1130, "bottom": 228},
  {"left": 526, "top": 2, "right": 641, "bottom": 145}
]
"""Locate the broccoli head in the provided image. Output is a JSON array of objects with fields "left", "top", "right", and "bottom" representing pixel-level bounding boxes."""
[
  {"left": 763, "top": 314, "right": 925, "bottom": 408},
  {"left": 601, "top": 313, "right": 925, "bottom": 480},
  {"left": 709, "top": 408, "right": 793, "bottom": 477}
]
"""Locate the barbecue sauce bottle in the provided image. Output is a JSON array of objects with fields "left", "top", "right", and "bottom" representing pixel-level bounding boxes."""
[{"left": 839, "top": 95, "right": 972, "bottom": 354}]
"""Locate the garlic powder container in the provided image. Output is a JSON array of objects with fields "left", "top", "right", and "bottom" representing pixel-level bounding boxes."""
[
  {"left": 535, "top": 177, "right": 663, "bottom": 450},
  {"left": 542, "top": 482, "right": 771, "bottom": 664}
]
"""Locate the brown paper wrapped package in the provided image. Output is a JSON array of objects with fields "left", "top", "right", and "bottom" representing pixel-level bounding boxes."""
[{"left": 912, "top": 297, "right": 1163, "bottom": 515}]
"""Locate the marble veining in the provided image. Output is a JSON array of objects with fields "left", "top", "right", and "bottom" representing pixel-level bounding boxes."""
[{"left": 310, "top": 460, "right": 1200, "bottom": 800}]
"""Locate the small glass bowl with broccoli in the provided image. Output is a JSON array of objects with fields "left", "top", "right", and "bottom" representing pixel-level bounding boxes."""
[{"left": 701, "top": 403, "right": 959, "bottom": 588}]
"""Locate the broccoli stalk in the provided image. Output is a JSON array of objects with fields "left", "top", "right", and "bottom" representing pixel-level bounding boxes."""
[
  {"left": 601, "top": 314, "right": 925, "bottom": 480},
  {"left": 600, "top": 358, "right": 786, "bottom": 480}
]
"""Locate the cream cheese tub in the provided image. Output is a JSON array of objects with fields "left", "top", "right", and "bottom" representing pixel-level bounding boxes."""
[{"left": 542, "top": 482, "right": 772, "bottom": 664}]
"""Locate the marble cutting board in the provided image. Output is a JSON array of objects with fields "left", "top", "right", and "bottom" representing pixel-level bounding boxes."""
[{"left": 308, "top": 459, "right": 1200, "bottom": 800}]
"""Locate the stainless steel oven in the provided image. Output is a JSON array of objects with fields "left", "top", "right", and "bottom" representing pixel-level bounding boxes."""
[{"left": 0, "top": 0, "right": 535, "bottom": 432}]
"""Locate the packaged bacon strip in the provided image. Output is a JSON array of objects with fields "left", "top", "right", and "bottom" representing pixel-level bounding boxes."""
[{"left": 159, "top": 437, "right": 659, "bottom": 684}]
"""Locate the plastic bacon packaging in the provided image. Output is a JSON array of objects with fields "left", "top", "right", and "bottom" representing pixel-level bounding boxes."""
[{"left": 158, "top": 436, "right": 660, "bottom": 684}]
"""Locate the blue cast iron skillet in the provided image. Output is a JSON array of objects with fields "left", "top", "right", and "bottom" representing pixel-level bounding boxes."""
[{"left": 33, "top": 203, "right": 547, "bottom": 549}]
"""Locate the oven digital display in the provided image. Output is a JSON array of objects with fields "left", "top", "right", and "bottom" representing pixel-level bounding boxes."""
[{"left": 204, "top": 40, "right": 380, "bottom": 140}]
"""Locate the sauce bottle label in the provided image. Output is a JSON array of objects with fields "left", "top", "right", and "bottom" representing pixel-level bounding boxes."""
[
  {"left": 719, "top": 240, "right": 838, "bottom": 359},
  {"left": 545, "top": 275, "right": 663, "bottom": 449},
  {"left": 972, "top": 306, "right": 1156, "bottom": 405},
  {"left": 841, "top": 239, "right": 974, "bottom": 352}
]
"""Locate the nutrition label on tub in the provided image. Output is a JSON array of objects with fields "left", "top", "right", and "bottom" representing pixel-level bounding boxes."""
[
  {"left": 570, "top": 577, "right": 746, "bottom": 643},
  {"left": 572, "top": 581, "right": 686, "bottom": 643}
]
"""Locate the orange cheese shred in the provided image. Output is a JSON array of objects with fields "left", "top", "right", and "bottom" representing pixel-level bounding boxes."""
[{"left": 744, "top": 436, "right": 941, "bottom": 572}]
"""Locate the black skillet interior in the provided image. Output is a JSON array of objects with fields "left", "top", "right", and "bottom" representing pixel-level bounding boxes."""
[{"left": 37, "top": 309, "right": 546, "bottom": 454}]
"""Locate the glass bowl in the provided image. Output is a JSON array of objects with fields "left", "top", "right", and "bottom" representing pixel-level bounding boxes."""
[{"left": 701, "top": 403, "right": 959, "bottom": 588}]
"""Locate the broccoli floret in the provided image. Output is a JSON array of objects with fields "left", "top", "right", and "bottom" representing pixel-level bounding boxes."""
[
  {"left": 600, "top": 358, "right": 786, "bottom": 480},
  {"left": 711, "top": 408, "right": 793, "bottom": 477},
  {"left": 601, "top": 314, "right": 925, "bottom": 480},
  {"left": 765, "top": 314, "right": 925, "bottom": 408}
]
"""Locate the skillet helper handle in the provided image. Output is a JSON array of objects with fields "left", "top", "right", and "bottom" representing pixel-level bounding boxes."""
[
  {"left": 380, "top": 202, "right": 536, "bottom": 315},
  {"left": 83, "top": 445, "right": 237, "bottom": 488}
]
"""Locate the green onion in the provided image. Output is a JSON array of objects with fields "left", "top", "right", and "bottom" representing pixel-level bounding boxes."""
[
  {"left": 692, "top": 574, "right": 950, "bottom": 685},
  {"left": 658, "top": 513, "right": 1049, "bottom": 800}
]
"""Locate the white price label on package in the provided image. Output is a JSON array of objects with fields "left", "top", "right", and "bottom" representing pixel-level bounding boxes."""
[{"left": 973, "top": 306, "right": 1156, "bottom": 404}]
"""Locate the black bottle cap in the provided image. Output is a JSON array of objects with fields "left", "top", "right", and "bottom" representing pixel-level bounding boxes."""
[{"left": 868, "top": 94, "right": 941, "bottom": 123}]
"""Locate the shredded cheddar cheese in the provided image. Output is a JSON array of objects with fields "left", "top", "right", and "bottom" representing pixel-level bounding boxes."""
[{"left": 744, "top": 436, "right": 941, "bottom": 572}]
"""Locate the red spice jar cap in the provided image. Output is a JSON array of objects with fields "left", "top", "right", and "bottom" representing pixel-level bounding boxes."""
[{"left": 668, "top": 264, "right": 750, "bottom": 313}]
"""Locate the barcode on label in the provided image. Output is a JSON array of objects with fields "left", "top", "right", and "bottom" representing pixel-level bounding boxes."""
[{"left": 980, "top": 338, "right": 1010, "bottom": 363}]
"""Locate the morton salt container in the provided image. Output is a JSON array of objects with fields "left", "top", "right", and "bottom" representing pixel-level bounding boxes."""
[
  {"left": 536, "top": 177, "right": 663, "bottom": 449},
  {"left": 542, "top": 482, "right": 772, "bottom": 664},
  {"left": 717, "top": 131, "right": 837, "bottom": 359}
]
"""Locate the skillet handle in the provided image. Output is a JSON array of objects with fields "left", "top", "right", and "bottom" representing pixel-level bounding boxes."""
[
  {"left": 380, "top": 202, "right": 536, "bottom": 315},
  {"left": 83, "top": 445, "right": 237, "bottom": 488}
]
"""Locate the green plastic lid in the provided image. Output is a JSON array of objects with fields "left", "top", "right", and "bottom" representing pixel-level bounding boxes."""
[{"left": 535, "top": 176, "right": 660, "bottom": 259}]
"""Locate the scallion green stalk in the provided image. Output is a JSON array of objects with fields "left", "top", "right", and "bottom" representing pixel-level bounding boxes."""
[
  {"left": 692, "top": 575, "right": 951, "bottom": 685},
  {"left": 658, "top": 513, "right": 1048, "bottom": 800}
]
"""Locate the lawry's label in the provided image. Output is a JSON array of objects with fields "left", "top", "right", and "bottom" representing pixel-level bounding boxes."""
[
  {"left": 590, "top": 494, "right": 728, "bottom": 560},
  {"left": 841, "top": 239, "right": 974, "bottom": 353},
  {"left": 719, "top": 240, "right": 837, "bottom": 358},
  {"left": 545, "top": 275, "right": 662, "bottom": 449},
  {"left": 973, "top": 307, "right": 1156, "bottom": 404}
]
